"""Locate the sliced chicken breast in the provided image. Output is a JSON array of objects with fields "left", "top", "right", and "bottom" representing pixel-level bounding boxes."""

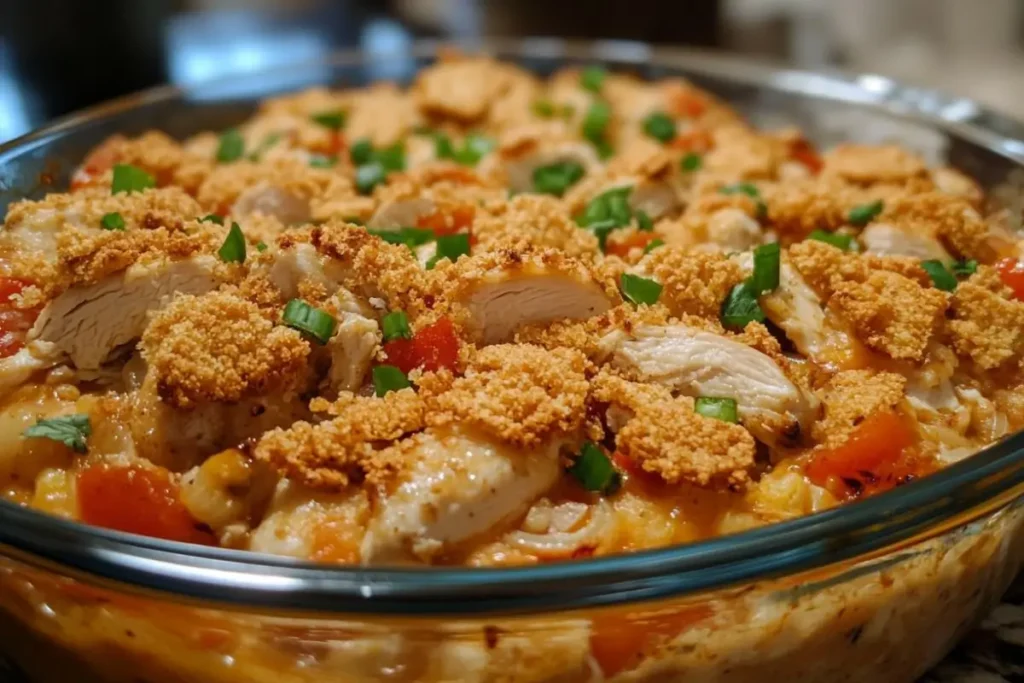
[
  {"left": 366, "top": 196, "right": 435, "bottom": 230},
  {"left": 29, "top": 256, "right": 217, "bottom": 371},
  {"left": 861, "top": 222, "right": 953, "bottom": 261},
  {"left": 233, "top": 183, "right": 313, "bottom": 224},
  {"left": 361, "top": 426, "right": 562, "bottom": 563},
  {"left": 266, "top": 242, "right": 346, "bottom": 300},
  {"left": 610, "top": 324, "right": 817, "bottom": 445},
  {"left": 706, "top": 208, "right": 763, "bottom": 252},
  {"left": 324, "top": 313, "right": 380, "bottom": 393}
]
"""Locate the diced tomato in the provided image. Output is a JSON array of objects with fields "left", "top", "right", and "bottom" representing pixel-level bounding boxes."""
[
  {"left": 77, "top": 465, "right": 216, "bottom": 546},
  {"left": 327, "top": 131, "right": 346, "bottom": 156},
  {"left": 669, "top": 128, "right": 714, "bottom": 154},
  {"left": 790, "top": 139, "right": 823, "bottom": 174},
  {"left": 590, "top": 605, "right": 714, "bottom": 677},
  {"left": 605, "top": 232, "right": 659, "bottom": 258},
  {"left": 805, "top": 411, "right": 928, "bottom": 499},
  {"left": 416, "top": 205, "right": 475, "bottom": 237},
  {"left": 381, "top": 316, "right": 461, "bottom": 374},
  {"left": 70, "top": 136, "right": 123, "bottom": 190},
  {"left": 669, "top": 90, "right": 709, "bottom": 119},
  {"left": 996, "top": 258, "right": 1024, "bottom": 300}
]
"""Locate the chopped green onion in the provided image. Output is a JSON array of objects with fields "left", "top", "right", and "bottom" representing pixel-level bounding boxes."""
[
  {"left": 681, "top": 153, "right": 703, "bottom": 172},
  {"left": 635, "top": 210, "right": 654, "bottom": 231},
  {"left": 921, "top": 259, "right": 958, "bottom": 292},
  {"left": 806, "top": 229, "right": 855, "bottom": 252},
  {"left": 580, "top": 66, "right": 607, "bottom": 93},
  {"left": 576, "top": 186, "right": 634, "bottom": 250},
  {"left": 642, "top": 111, "right": 676, "bottom": 144},
  {"left": 594, "top": 137, "right": 615, "bottom": 160},
  {"left": 256, "top": 241, "right": 268, "bottom": 253},
  {"left": 951, "top": 259, "right": 978, "bottom": 278},
  {"left": 426, "top": 233, "right": 471, "bottom": 269},
  {"left": 217, "top": 222, "right": 246, "bottom": 264},
  {"left": 372, "top": 364, "right": 411, "bottom": 397},
  {"left": 721, "top": 282, "right": 765, "bottom": 328},
  {"left": 382, "top": 310, "right": 412, "bottom": 342},
  {"left": 589, "top": 224, "right": 617, "bottom": 251},
  {"left": 532, "top": 161, "right": 585, "bottom": 196},
  {"left": 23, "top": 414, "right": 91, "bottom": 453},
  {"left": 100, "top": 212, "right": 125, "bottom": 231},
  {"left": 847, "top": 200, "right": 884, "bottom": 227},
  {"left": 751, "top": 242, "right": 781, "bottom": 294},
  {"left": 311, "top": 110, "right": 347, "bottom": 130},
  {"left": 453, "top": 134, "right": 495, "bottom": 166},
  {"left": 433, "top": 132, "right": 456, "bottom": 159},
  {"left": 532, "top": 99, "right": 556, "bottom": 118},
  {"left": 111, "top": 164, "right": 155, "bottom": 195},
  {"left": 356, "top": 162, "right": 387, "bottom": 195},
  {"left": 216, "top": 128, "right": 245, "bottom": 163},
  {"left": 309, "top": 154, "right": 337, "bottom": 168},
  {"left": 248, "top": 132, "right": 282, "bottom": 161},
  {"left": 282, "top": 299, "right": 337, "bottom": 344},
  {"left": 200, "top": 214, "right": 224, "bottom": 225},
  {"left": 620, "top": 273, "right": 663, "bottom": 306},
  {"left": 582, "top": 101, "right": 611, "bottom": 144},
  {"left": 694, "top": 397, "right": 739, "bottom": 424},
  {"left": 719, "top": 182, "right": 760, "bottom": 199},
  {"left": 350, "top": 138, "right": 374, "bottom": 165},
  {"left": 567, "top": 442, "right": 621, "bottom": 495},
  {"left": 374, "top": 142, "right": 406, "bottom": 172},
  {"left": 368, "top": 227, "right": 436, "bottom": 250},
  {"left": 643, "top": 238, "right": 665, "bottom": 255}
]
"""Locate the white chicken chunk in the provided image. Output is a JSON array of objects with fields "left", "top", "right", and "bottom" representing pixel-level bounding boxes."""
[
  {"left": 250, "top": 479, "right": 370, "bottom": 559},
  {"left": 706, "top": 208, "right": 763, "bottom": 252},
  {"left": 366, "top": 196, "right": 435, "bottom": 230},
  {"left": 324, "top": 313, "right": 380, "bottom": 393},
  {"left": 610, "top": 324, "right": 817, "bottom": 445},
  {"left": 361, "top": 426, "right": 562, "bottom": 563},
  {"left": 461, "top": 270, "right": 614, "bottom": 345},
  {"left": 232, "top": 183, "right": 313, "bottom": 224},
  {"left": 861, "top": 222, "right": 953, "bottom": 261},
  {"left": 29, "top": 256, "right": 217, "bottom": 370}
]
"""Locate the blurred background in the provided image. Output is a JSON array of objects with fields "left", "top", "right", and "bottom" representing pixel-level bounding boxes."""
[{"left": 1, "top": 0, "right": 1023, "bottom": 143}]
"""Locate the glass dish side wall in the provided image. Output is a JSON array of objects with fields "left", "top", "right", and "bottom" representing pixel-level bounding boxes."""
[{"left": 0, "top": 502, "right": 1021, "bottom": 683}]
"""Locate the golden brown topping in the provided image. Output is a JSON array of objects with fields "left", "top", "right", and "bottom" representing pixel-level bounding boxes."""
[
  {"left": 592, "top": 372, "right": 756, "bottom": 488},
  {"left": 515, "top": 303, "right": 675, "bottom": 360},
  {"left": 882, "top": 192, "right": 1014, "bottom": 263},
  {"left": 821, "top": 144, "right": 930, "bottom": 186},
  {"left": 640, "top": 247, "right": 744, "bottom": 319},
  {"left": 947, "top": 268, "right": 1024, "bottom": 371},
  {"left": 418, "top": 344, "right": 589, "bottom": 448},
  {"left": 79, "top": 131, "right": 212, "bottom": 193},
  {"left": 703, "top": 125, "right": 788, "bottom": 181},
  {"left": 473, "top": 195, "right": 600, "bottom": 259},
  {"left": 346, "top": 83, "right": 420, "bottom": 147},
  {"left": 414, "top": 57, "right": 513, "bottom": 123},
  {"left": 813, "top": 370, "right": 907, "bottom": 448},
  {"left": 254, "top": 389, "right": 424, "bottom": 489},
  {"left": 196, "top": 158, "right": 350, "bottom": 217},
  {"left": 141, "top": 291, "right": 310, "bottom": 408}
]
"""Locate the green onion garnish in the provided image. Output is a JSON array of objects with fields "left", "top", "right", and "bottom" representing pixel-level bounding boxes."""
[
  {"left": 681, "top": 153, "right": 702, "bottom": 172},
  {"left": 643, "top": 238, "right": 665, "bottom": 255},
  {"left": 256, "top": 241, "right": 268, "bottom": 252},
  {"left": 642, "top": 111, "right": 676, "bottom": 144},
  {"left": 111, "top": 164, "right": 155, "bottom": 195},
  {"left": 567, "top": 442, "right": 621, "bottom": 495},
  {"left": 350, "top": 138, "right": 374, "bottom": 165},
  {"left": 620, "top": 273, "right": 663, "bottom": 306},
  {"left": 217, "top": 222, "right": 246, "bottom": 264},
  {"left": 23, "top": 414, "right": 91, "bottom": 453},
  {"left": 433, "top": 132, "right": 456, "bottom": 160},
  {"left": 382, "top": 310, "right": 412, "bottom": 342},
  {"left": 594, "top": 137, "right": 615, "bottom": 160},
  {"left": 721, "top": 282, "right": 765, "bottom": 328},
  {"left": 694, "top": 397, "right": 739, "bottom": 424},
  {"left": 635, "top": 210, "right": 654, "bottom": 231},
  {"left": 426, "top": 233, "right": 471, "bottom": 269},
  {"left": 532, "top": 99, "right": 556, "bottom": 118},
  {"left": 453, "top": 133, "right": 495, "bottom": 166},
  {"left": 847, "top": 200, "right": 884, "bottom": 227},
  {"left": 100, "top": 212, "right": 125, "bottom": 231},
  {"left": 368, "top": 227, "right": 436, "bottom": 251},
  {"left": 576, "top": 186, "right": 634, "bottom": 251},
  {"left": 200, "top": 214, "right": 224, "bottom": 225},
  {"left": 751, "top": 242, "right": 781, "bottom": 294},
  {"left": 582, "top": 101, "right": 611, "bottom": 145},
  {"left": 719, "top": 182, "right": 760, "bottom": 199},
  {"left": 532, "top": 161, "right": 586, "bottom": 196},
  {"left": 216, "top": 128, "right": 245, "bottom": 163},
  {"left": 374, "top": 142, "right": 406, "bottom": 172},
  {"left": 311, "top": 110, "right": 347, "bottom": 130},
  {"left": 248, "top": 132, "right": 282, "bottom": 161},
  {"left": 282, "top": 299, "right": 337, "bottom": 344},
  {"left": 806, "top": 229, "right": 855, "bottom": 251},
  {"left": 921, "top": 260, "right": 958, "bottom": 292},
  {"left": 580, "top": 66, "right": 607, "bottom": 93},
  {"left": 356, "top": 162, "right": 386, "bottom": 195},
  {"left": 372, "top": 365, "right": 411, "bottom": 397},
  {"left": 309, "top": 154, "right": 337, "bottom": 169},
  {"left": 951, "top": 259, "right": 978, "bottom": 278}
]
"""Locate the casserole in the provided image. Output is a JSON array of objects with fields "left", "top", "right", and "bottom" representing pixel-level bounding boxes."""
[{"left": 1, "top": 38, "right": 1024, "bottom": 682}]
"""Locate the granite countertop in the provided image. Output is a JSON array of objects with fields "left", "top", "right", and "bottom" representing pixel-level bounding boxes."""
[{"left": 924, "top": 576, "right": 1024, "bottom": 682}]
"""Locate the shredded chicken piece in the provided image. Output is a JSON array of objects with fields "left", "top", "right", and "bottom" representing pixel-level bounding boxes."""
[{"left": 142, "top": 290, "right": 310, "bottom": 408}]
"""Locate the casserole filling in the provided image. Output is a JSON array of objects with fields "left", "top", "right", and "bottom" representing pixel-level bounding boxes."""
[{"left": 0, "top": 53, "right": 1022, "bottom": 571}]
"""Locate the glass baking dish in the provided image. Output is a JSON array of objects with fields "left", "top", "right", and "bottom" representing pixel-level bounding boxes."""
[{"left": 1, "top": 38, "right": 1024, "bottom": 683}]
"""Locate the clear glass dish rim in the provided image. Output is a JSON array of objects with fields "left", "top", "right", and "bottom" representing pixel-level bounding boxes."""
[{"left": 2, "top": 37, "right": 1024, "bottom": 617}]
